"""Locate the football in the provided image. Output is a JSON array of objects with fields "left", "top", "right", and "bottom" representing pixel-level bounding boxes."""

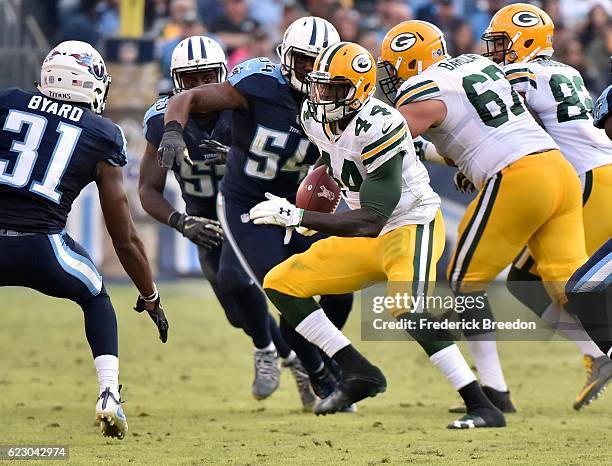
[{"left": 295, "top": 165, "right": 341, "bottom": 213}]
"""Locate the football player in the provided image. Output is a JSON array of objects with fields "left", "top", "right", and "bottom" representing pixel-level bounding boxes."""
[
  {"left": 0, "top": 41, "right": 169, "bottom": 439},
  {"left": 156, "top": 18, "right": 355, "bottom": 405},
  {"left": 594, "top": 79, "right": 612, "bottom": 139},
  {"left": 378, "top": 21, "right": 591, "bottom": 413},
  {"left": 139, "top": 35, "right": 315, "bottom": 409},
  {"left": 250, "top": 42, "right": 507, "bottom": 429},
  {"left": 483, "top": 3, "right": 612, "bottom": 410}
]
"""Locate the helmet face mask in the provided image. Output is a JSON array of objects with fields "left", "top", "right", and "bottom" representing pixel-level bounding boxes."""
[
  {"left": 482, "top": 31, "right": 516, "bottom": 64},
  {"left": 307, "top": 73, "right": 357, "bottom": 123},
  {"left": 278, "top": 16, "right": 341, "bottom": 93},
  {"left": 278, "top": 45, "right": 318, "bottom": 94},
  {"left": 377, "top": 58, "right": 403, "bottom": 105},
  {"left": 171, "top": 36, "right": 227, "bottom": 93}
]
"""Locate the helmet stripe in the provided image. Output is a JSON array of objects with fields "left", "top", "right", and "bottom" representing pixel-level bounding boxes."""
[
  {"left": 187, "top": 38, "right": 194, "bottom": 60},
  {"left": 309, "top": 18, "right": 318, "bottom": 46},
  {"left": 322, "top": 20, "right": 329, "bottom": 48},
  {"left": 322, "top": 42, "right": 346, "bottom": 71},
  {"left": 200, "top": 37, "right": 207, "bottom": 59}
]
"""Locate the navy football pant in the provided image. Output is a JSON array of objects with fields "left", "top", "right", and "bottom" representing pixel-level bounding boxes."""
[
  {"left": 198, "top": 243, "right": 291, "bottom": 356},
  {"left": 566, "top": 239, "right": 612, "bottom": 358},
  {"left": 0, "top": 231, "right": 117, "bottom": 358},
  {"left": 218, "top": 194, "right": 353, "bottom": 373}
]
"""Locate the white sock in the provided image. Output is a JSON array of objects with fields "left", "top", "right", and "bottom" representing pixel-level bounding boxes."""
[
  {"left": 295, "top": 308, "right": 351, "bottom": 357},
  {"left": 283, "top": 350, "right": 296, "bottom": 364},
  {"left": 466, "top": 333, "right": 508, "bottom": 392},
  {"left": 541, "top": 303, "right": 604, "bottom": 358},
  {"left": 255, "top": 342, "right": 276, "bottom": 352},
  {"left": 429, "top": 344, "right": 476, "bottom": 390},
  {"left": 94, "top": 355, "right": 119, "bottom": 398}
]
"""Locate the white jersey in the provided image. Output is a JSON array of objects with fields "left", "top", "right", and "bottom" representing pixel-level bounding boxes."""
[
  {"left": 300, "top": 97, "right": 440, "bottom": 235},
  {"left": 396, "top": 54, "right": 558, "bottom": 189},
  {"left": 504, "top": 58, "right": 612, "bottom": 176}
]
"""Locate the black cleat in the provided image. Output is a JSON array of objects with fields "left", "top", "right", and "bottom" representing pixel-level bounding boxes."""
[
  {"left": 449, "top": 386, "right": 516, "bottom": 414},
  {"left": 313, "top": 364, "right": 386, "bottom": 415},
  {"left": 310, "top": 368, "right": 338, "bottom": 400},
  {"left": 447, "top": 406, "right": 506, "bottom": 429},
  {"left": 482, "top": 386, "right": 517, "bottom": 413}
]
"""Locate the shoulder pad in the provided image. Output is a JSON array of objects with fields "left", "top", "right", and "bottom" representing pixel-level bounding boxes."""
[{"left": 227, "top": 57, "right": 284, "bottom": 86}]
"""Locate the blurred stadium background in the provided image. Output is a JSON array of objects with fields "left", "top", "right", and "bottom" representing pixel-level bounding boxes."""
[{"left": 1, "top": 0, "right": 610, "bottom": 278}]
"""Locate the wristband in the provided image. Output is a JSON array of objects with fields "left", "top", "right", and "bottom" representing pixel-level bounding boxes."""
[{"left": 141, "top": 284, "right": 159, "bottom": 303}]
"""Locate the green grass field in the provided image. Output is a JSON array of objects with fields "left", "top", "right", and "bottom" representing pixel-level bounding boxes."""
[{"left": 1, "top": 282, "right": 611, "bottom": 465}]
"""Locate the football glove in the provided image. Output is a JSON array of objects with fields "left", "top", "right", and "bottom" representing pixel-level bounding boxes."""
[
  {"left": 453, "top": 171, "right": 476, "bottom": 194},
  {"left": 134, "top": 294, "right": 169, "bottom": 343},
  {"left": 157, "top": 121, "right": 193, "bottom": 168},
  {"left": 168, "top": 211, "right": 223, "bottom": 249},
  {"left": 249, "top": 193, "right": 304, "bottom": 228},
  {"left": 199, "top": 139, "right": 230, "bottom": 165}
]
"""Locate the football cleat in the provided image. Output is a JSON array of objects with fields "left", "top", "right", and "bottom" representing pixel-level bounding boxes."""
[
  {"left": 313, "top": 364, "right": 386, "bottom": 415},
  {"left": 573, "top": 355, "right": 612, "bottom": 410},
  {"left": 447, "top": 408, "right": 506, "bottom": 429},
  {"left": 283, "top": 356, "right": 316, "bottom": 411},
  {"left": 448, "top": 386, "right": 517, "bottom": 414},
  {"left": 252, "top": 347, "right": 281, "bottom": 400},
  {"left": 310, "top": 367, "right": 338, "bottom": 399},
  {"left": 95, "top": 387, "right": 128, "bottom": 439}
]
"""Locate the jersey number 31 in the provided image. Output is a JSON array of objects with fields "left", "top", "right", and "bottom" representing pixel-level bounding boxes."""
[{"left": 1, "top": 110, "right": 80, "bottom": 203}]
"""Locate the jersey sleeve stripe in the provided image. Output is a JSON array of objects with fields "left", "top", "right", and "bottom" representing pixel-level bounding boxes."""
[
  {"left": 508, "top": 76, "right": 537, "bottom": 89},
  {"left": 504, "top": 67, "right": 530, "bottom": 76},
  {"left": 505, "top": 71, "right": 536, "bottom": 81},
  {"left": 362, "top": 133, "right": 407, "bottom": 166},
  {"left": 396, "top": 85, "right": 441, "bottom": 107},
  {"left": 361, "top": 125, "right": 407, "bottom": 161},
  {"left": 395, "top": 80, "right": 437, "bottom": 105},
  {"left": 361, "top": 123, "right": 405, "bottom": 154}
]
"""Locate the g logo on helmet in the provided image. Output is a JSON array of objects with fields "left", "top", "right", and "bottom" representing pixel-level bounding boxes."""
[
  {"left": 390, "top": 33, "right": 417, "bottom": 52},
  {"left": 511, "top": 11, "right": 540, "bottom": 27},
  {"left": 351, "top": 54, "right": 372, "bottom": 73}
]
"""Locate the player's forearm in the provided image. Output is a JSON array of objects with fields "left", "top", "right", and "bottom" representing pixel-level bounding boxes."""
[
  {"left": 139, "top": 185, "right": 175, "bottom": 225},
  {"left": 164, "top": 91, "right": 193, "bottom": 128},
  {"left": 111, "top": 226, "right": 156, "bottom": 297},
  {"left": 301, "top": 208, "right": 386, "bottom": 238}
]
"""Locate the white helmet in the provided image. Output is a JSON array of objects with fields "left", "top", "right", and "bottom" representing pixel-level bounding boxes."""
[
  {"left": 277, "top": 16, "right": 340, "bottom": 92},
  {"left": 39, "top": 40, "right": 110, "bottom": 114},
  {"left": 171, "top": 36, "right": 227, "bottom": 92}
]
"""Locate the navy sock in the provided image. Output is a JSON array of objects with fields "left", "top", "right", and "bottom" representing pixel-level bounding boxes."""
[
  {"left": 269, "top": 314, "right": 291, "bottom": 358},
  {"left": 80, "top": 289, "right": 118, "bottom": 358},
  {"left": 238, "top": 285, "right": 272, "bottom": 349}
]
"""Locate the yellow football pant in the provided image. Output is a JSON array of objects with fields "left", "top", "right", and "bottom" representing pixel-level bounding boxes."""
[
  {"left": 514, "top": 163, "right": 612, "bottom": 273},
  {"left": 264, "top": 210, "right": 445, "bottom": 301},
  {"left": 447, "top": 150, "right": 587, "bottom": 302}
]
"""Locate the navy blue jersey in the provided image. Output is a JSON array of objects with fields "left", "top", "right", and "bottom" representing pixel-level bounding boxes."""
[
  {"left": 0, "top": 88, "right": 126, "bottom": 233},
  {"left": 222, "top": 57, "right": 320, "bottom": 207},
  {"left": 143, "top": 96, "right": 232, "bottom": 219}
]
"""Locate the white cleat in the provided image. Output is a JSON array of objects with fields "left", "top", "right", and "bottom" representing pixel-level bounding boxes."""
[{"left": 95, "top": 387, "right": 128, "bottom": 440}]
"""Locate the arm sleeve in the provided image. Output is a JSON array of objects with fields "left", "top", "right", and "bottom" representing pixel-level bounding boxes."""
[
  {"left": 504, "top": 64, "right": 537, "bottom": 97},
  {"left": 395, "top": 77, "right": 442, "bottom": 107},
  {"left": 594, "top": 85, "right": 612, "bottom": 129},
  {"left": 359, "top": 152, "right": 403, "bottom": 219},
  {"left": 105, "top": 124, "right": 128, "bottom": 167}
]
